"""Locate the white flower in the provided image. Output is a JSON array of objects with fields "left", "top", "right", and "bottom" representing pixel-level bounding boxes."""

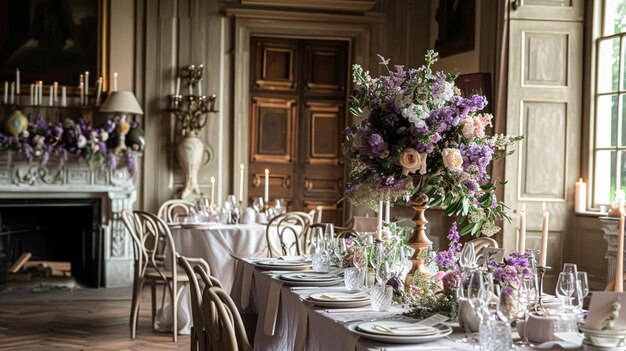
[
  {"left": 432, "top": 81, "right": 454, "bottom": 106},
  {"left": 77, "top": 135, "right": 87, "bottom": 148},
  {"left": 399, "top": 147, "right": 428, "bottom": 176},
  {"left": 394, "top": 92, "right": 413, "bottom": 108},
  {"left": 441, "top": 148, "right": 463, "bottom": 172},
  {"left": 33, "top": 135, "right": 45, "bottom": 146},
  {"left": 401, "top": 104, "right": 429, "bottom": 128},
  {"left": 100, "top": 131, "right": 109, "bottom": 141}
]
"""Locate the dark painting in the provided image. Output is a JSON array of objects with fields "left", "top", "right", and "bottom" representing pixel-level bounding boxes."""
[
  {"left": 435, "top": 0, "right": 475, "bottom": 57},
  {"left": 0, "top": 0, "right": 99, "bottom": 88}
]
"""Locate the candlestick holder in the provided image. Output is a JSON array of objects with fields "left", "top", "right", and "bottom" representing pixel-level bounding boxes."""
[
  {"left": 168, "top": 64, "right": 218, "bottom": 199},
  {"left": 536, "top": 265, "right": 551, "bottom": 313}
]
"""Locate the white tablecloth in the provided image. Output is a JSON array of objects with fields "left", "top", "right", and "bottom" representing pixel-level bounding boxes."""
[
  {"left": 155, "top": 224, "right": 270, "bottom": 334},
  {"left": 230, "top": 259, "right": 581, "bottom": 351}
]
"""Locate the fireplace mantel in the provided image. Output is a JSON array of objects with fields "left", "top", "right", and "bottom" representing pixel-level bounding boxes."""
[{"left": 0, "top": 157, "right": 136, "bottom": 287}]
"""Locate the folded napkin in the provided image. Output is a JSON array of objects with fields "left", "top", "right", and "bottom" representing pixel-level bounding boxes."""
[
  {"left": 263, "top": 279, "right": 283, "bottom": 335},
  {"left": 294, "top": 301, "right": 315, "bottom": 351},
  {"left": 240, "top": 263, "right": 255, "bottom": 309}
]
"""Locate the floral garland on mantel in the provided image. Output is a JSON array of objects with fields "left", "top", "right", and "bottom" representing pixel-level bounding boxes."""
[{"left": 0, "top": 116, "right": 137, "bottom": 176}]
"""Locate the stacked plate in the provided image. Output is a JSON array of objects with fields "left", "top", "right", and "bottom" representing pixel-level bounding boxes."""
[
  {"left": 277, "top": 272, "right": 343, "bottom": 286},
  {"left": 348, "top": 320, "right": 452, "bottom": 344},
  {"left": 307, "top": 291, "right": 370, "bottom": 308},
  {"left": 255, "top": 259, "right": 311, "bottom": 271}
]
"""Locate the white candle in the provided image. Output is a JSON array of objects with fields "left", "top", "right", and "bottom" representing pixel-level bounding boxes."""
[
  {"left": 53, "top": 82, "right": 58, "bottom": 104},
  {"left": 264, "top": 169, "right": 269, "bottom": 203},
  {"left": 9, "top": 81, "right": 14, "bottom": 104},
  {"left": 95, "top": 77, "right": 102, "bottom": 106},
  {"left": 113, "top": 72, "right": 118, "bottom": 91},
  {"left": 38, "top": 81, "right": 42, "bottom": 105},
  {"left": 198, "top": 80, "right": 202, "bottom": 96},
  {"left": 210, "top": 176, "right": 216, "bottom": 207},
  {"left": 84, "top": 71, "right": 89, "bottom": 100},
  {"left": 29, "top": 84, "right": 33, "bottom": 105},
  {"left": 188, "top": 82, "right": 193, "bottom": 96},
  {"left": 33, "top": 83, "right": 38, "bottom": 105},
  {"left": 519, "top": 204, "right": 526, "bottom": 253},
  {"left": 378, "top": 200, "right": 384, "bottom": 235},
  {"left": 575, "top": 178, "right": 587, "bottom": 213},
  {"left": 79, "top": 82, "right": 84, "bottom": 105},
  {"left": 61, "top": 86, "right": 67, "bottom": 107},
  {"left": 49, "top": 85, "right": 53, "bottom": 106},
  {"left": 539, "top": 203, "right": 550, "bottom": 267},
  {"left": 239, "top": 163, "right": 245, "bottom": 204},
  {"left": 385, "top": 199, "right": 390, "bottom": 223},
  {"left": 3, "top": 81, "right": 7, "bottom": 103},
  {"left": 15, "top": 69, "right": 19, "bottom": 95},
  {"left": 617, "top": 207, "right": 624, "bottom": 292},
  {"left": 175, "top": 77, "right": 180, "bottom": 96}
]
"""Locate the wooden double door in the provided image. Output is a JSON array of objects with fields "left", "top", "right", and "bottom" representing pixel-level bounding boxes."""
[{"left": 247, "top": 37, "right": 349, "bottom": 224}]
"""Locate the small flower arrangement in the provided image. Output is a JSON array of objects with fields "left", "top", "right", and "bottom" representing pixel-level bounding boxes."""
[
  {"left": 403, "top": 222, "right": 536, "bottom": 319},
  {"left": 0, "top": 116, "right": 138, "bottom": 176},
  {"left": 343, "top": 51, "right": 522, "bottom": 237}
]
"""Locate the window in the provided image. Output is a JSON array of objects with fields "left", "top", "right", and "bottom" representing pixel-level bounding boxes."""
[{"left": 593, "top": 0, "right": 626, "bottom": 206}]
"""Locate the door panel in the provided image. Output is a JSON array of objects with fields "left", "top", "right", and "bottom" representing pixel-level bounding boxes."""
[
  {"left": 505, "top": 19, "right": 582, "bottom": 290},
  {"left": 510, "top": 0, "right": 583, "bottom": 21},
  {"left": 249, "top": 37, "right": 348, "bottom": 225}
]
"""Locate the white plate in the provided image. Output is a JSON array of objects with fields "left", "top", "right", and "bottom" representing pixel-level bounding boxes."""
[
  {"left": 280, "top": 272, "right": 340, "bottom": 282},
  {"left": 357, "top": 321, "right": 440, "bottom": 336},
  {"left": 309, "top": 292, "right": 369, "bottom": 302},
  {"left": 255, "top": 260, "right": 308, "bottom": 267},
  {"left": 276, "top": 276, "right": 342, "bottom": 287},
  {"left": 306, "top": 296, "right": 371, "bottom": 308},
  {"left": 181, "top": 223, "right": 213, "bottom": 229},
  {"left": 347, "top": 322, "right": 452, "bottom": 344}
]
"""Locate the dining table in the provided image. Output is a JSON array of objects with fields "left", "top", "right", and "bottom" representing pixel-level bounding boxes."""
[
  {"left": 231, "top": 258, "right": 584, "bottom": 351},
  {"left": 155, "top": 222, "right": 278, "bottom": 334}
]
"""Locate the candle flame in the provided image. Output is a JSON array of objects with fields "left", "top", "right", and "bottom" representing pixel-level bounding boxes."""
[
  {"left": 542, "top": 202, "right": 546, "bottom": 212},
  {"left": 265, "top": 169, "right": 269, "bottom": 175},
  {"left": 578, "top": 178, "right": 583, "bottom": 183},
  {"left": 240, "top": 164, "right": 245, "bottom": 170},
  {"left": 210, "top": 176, "right": 215, "bottom": 183}
]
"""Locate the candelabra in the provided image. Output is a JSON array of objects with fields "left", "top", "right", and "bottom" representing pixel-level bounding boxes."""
[
  {"left": 536, "top": 265, "right": 551, "bottom": 313},
  {"left": 168, "top": 64, "right": 218, "bottom": 199}
]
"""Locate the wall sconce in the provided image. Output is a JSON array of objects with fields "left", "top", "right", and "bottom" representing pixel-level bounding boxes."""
[{"left": 168, "top": 64, "right": 218, "bottom": 199}]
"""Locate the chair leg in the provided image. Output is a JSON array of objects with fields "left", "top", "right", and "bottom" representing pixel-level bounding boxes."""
[
  {"left": 130, "top": 279, "right": 144, "bottom": 339},
  {"left": 171, "top": 280, "right": 177, "bottom": 342},
  {"left": 151, "top": 282, "right": 157, "bottom": 332},
  {"left": 190, "top": 326, "right": 197, "bottom": 351}
]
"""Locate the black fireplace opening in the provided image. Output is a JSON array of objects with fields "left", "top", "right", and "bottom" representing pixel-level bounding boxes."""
[{"left": 0, "top": 198, "right": 102, "bottom": 287}]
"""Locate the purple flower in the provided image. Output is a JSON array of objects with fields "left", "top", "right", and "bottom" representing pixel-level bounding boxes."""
[
  {"left": 367, "top": 133, "right": 387, "bottom": 157},
  {"left": 441, "top": 269, "right": 460, "bottom": 292}
]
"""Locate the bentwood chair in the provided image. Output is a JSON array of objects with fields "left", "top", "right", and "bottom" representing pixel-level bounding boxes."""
[
  {"left": 202, "top": 285, "right": 253, "bottom": 351},
  {"left": 177, "top": 255, "right": 222, "bottom": 351},
  {"left": 121, "top": 210, "right": 188, "bottom": 342},
  {"left": 467, "top": 236, "right": 499, "bottom": 257},
  {"left": 157, "top": 199, "right": 195, "bottom": 223},
  {"left": 265, "top": 211, "right": 312, "bottom": 257},
  {"left": 308, "top": 206, "right": 323, "bottom": 224}
]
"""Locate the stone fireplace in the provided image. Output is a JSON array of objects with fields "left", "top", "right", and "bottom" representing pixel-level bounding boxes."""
[{"left": 0, "top": 156, "right": 136, "bottom": 287}]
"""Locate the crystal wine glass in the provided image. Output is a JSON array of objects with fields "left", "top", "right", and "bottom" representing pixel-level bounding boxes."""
[
  {"left": 577, "top": 271, "right": 589, "bottom": 298},
  {"left": 333, "top": 238, "right": 347, "bottom": 268},
  {"left": 497, "top": 287, "right": 519, "bottom": 325},
  {"left": 352, "top": 246, "right": 368, "bottom": 289},
  {"left": 252, "top": 197, "right": 264, "bottom": 213},
  {"left": 369, "top": 241, "right": 385, "bottom": 284},
  {"left": 556, "top": 272, "right": 576, "bottom": 308}
]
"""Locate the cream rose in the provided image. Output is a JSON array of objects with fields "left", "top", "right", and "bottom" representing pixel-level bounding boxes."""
[
  {"left": 399, "top": 148, "right": 428, "bottom": 176},
  {"left": 442, "top": 148, "right": 463, "bottom": 172}
]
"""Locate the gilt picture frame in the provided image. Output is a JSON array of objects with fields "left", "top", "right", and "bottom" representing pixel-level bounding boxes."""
[{"left": 0, "top": 0, "right": 108, "bottom": 94}]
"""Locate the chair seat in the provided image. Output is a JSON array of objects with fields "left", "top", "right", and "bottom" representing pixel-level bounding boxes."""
[{"left": 145, "top": 267, "right": 190, "bottom": 281}]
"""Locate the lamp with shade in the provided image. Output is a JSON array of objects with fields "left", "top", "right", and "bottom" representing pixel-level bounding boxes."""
[{"left": 100, "top": 91, "right": 143, "bottom": 154}]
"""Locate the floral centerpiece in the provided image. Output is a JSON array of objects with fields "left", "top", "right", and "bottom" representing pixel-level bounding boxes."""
[
  {"left": 403, "top": 221, "right": 536, "bottom": 319},
  {"left": 343, "top": 51, "right": 522, "bottom": 237},
  {"left": 0, "top": 116, "right": 137, "bottom": 176}
]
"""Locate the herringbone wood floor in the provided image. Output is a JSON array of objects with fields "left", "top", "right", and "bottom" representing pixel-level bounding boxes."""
[{"left": 0, "top": 287, "right": 191, "bottom": 351}]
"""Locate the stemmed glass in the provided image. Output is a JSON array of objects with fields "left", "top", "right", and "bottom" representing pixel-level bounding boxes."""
[
  {"left": 515, "top": 275, "right": 538, "bottom": 346},
  {"left": 497, "top": 287, "right": 519, "bottom": 325},
  {"left": 369, "top": 241, "right": 385, "bottom": 285},
  {"left": 578, "top": 271, "right": 589, "bottom": 300},
  {"left": 252, "top": 197, "right": 264, "bottom": 213},
  {"left": 333, "top": 238, "right": 347, "bottom": 267},
  {"left": 352, "top": 246, "right": 368, "bottom": 289},
  {"left": 556, "top": 272, "right": 576, "bottom": 309},
  {"left": 463, "top": 269, "right": 487, "bottom": 343}
]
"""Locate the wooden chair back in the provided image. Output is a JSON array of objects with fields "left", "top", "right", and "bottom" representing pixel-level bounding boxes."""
[
  {"left": 203, "top": 286, "right": 252, "bottom": 351},
  {"left": 265, "top": 211, "right": 312, "bottom": 257},
  {"left": 157, "top": 199, "right": 195, "bottom": 223}
]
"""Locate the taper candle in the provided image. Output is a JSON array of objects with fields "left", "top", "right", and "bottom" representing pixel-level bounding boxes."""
[
  {"left": 198, "top": 80, "right": 203, "bottom": 96},
  {"left": 175, "top": 77, "right": 180, "bottom": 96},
  {"left": 61, "top": 86, "right": 67, "bottom": 107},
  {"left": 95, "top": 77, "right": 102, "bottom": 106},
  {"left": 53, "top": 82, "right": 58, "bottom": 104},
  {"left": 113, "top": 72, "right": 118, "bottom": 91},
  {"left": 378, "top": 200, "right": 384, "bottom": 235},
  {"left": 210, "top": 176, "right": 216, "bottom": 207},
  {"left": 38, "top": 81, "right": 42, "bottom": 105},
  {"left": 29, "top": 84, "right": 33, "bottom": 105},
  {"left": 539, "top": 203, "right": 550, "bottom": 267},
  {"left": 517, "top": 204, "right": 526, "bottom": 254},
  {"left": 9, "top": 81, "right": 14, "bottom": 104},
  {"left": 84, "top": 71, "right": 89, "bottom": 100},
  {"left": 15, "top": 68, "right": 19, "bottom": 95},
  {"left": 79, "top": 82, "right": 84, "bottom": 105},
  {"left": 49, "top": 85, "right": 53, "bottom": 106},
  {"left": 575, "top": 178, "right": 587, "bottom": 213},
  {"left": 3, "top": 81, "right": 7, "bottom": 103},
  {"left": 385, "top": 199, "right": 390, "bottom": 223},
  {"left": 617, "top": 207, "right": 624, "bottom": 292},
  {"left": 239, "top": 164, "right": 245, "bottom": 203},
  {"left": 264, "top": 169, "right": 270, "bottom": 203}
]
